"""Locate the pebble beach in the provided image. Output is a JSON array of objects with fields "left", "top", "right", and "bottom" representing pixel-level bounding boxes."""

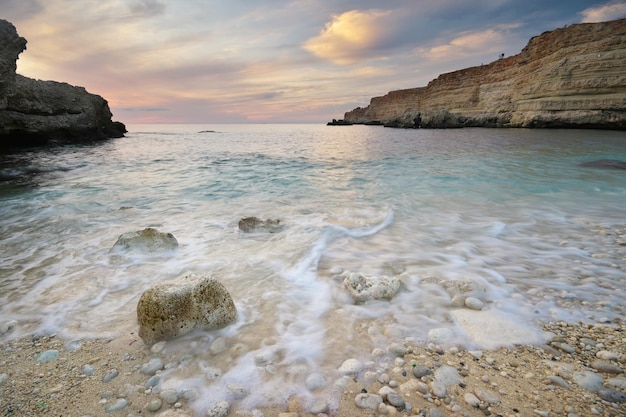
[{"left": 1, "top": 320, "right": 625, "bottom": 417}]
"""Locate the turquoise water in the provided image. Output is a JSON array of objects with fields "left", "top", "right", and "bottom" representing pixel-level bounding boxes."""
[{"left": 1, "top": 124, "right": 625, "bottom": 410}]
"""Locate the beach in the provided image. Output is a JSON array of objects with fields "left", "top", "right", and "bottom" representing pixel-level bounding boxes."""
[{"left": 1, "top": 321, "right": 625, "bottom": 417}]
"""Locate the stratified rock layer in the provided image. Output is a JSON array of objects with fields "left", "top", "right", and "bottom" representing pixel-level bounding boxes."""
[
  {"left": 343, "top": 18, "right": 626, "bottom": 129},
  {"left": 0, "top": 19, "right": 125, "bottom": 148}
]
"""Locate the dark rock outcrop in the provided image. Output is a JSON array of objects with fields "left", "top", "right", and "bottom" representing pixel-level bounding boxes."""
[
  {"left": 338, "top": 18, "right": 626, "bottom": 130},
  {"left": 0, "top": 19, "right": 126, "bottom": 149}
]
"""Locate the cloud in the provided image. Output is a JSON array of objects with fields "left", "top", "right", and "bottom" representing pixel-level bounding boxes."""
[
  {"left": 128, "top": 0, "right": 165, "bottom": 18},
  {"left": 302, "top": 9, "right": 393, "bottom": 65},
  {"left": 580, "top": 0, "right": 626, "bottom": 22},
  {"left": 420, "top": 24, "right": 521, "bottom": 63}
]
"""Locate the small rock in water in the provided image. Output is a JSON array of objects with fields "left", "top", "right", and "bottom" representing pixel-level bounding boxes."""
[
  {"left": 305, "top": 373, "right": 326, "bottom": 391},
  {"left": 227, "top": 384, "right": 248, "bottom": 400},
  {"left": 160, "top": 389, "right": 179, "bottom": 404},
  {"left": 465, "top": 297, "right": 484, "bottom": 310},
  {"left": 140, "top": 357, "right": 164, "bottom": 375},
  {"left": 146, "top": 398, "right": 162, "bottom": 411},
  {"left": 105, "top": 398, "right": 128, "bottom": 413},
  {"left": 0, "top": 320, "right": 17, "bottom": 335},
  {"left": 354, "top": 393, "right": 383, "bottom": 410},
  {"left": 309, "top": 400, "right": 328, "bottom": 414},
  {"left": 144, "top": 375, "right": 160, "bottom": 388},
  {"left": 338, "top": 358, "right": 364, "bottom": 375},
  {"left": 428, "top": 328, "right": 453, "bottom": 344},
  {"left": 35, "top": 349, "right": 59, "bottom": 363},
  {"left": 206, "top": 401, "right": 230, "bottom": 417},
  {"left": 103, "top": 369, "right": 119, "bottom": 383},
  {"left": 387, "top": 392, "right": 405, "bottom": 408}
]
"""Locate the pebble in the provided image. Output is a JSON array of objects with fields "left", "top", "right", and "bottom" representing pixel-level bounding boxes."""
[
  {"left": 338, "top": 358, "right": 364, "bottom": 375},
  {"left": 145, "top": 375, "right": 160, "bottom": 388},
  {"left": 473, "top": 386, "right": 501, "bottom": 405},
  {"left": 81, "top": 365, "right": 95, "bottom": 376},
  {"left": 534, "top": 410, "right": 550, "bottom": 417},
  {"left": 146, "top": 398, "right": 162, "bottom": 411},
  {"left": 413, "top": 365, "right": 432, "bottom": 378},
  {"left": 35, "top": 349, "right": 59, "bottom": 363},
  {"left": 206, "top": 401, "right": 230, "bottom": 417},
  {"left": 150, "top": 341, "right": 167, "bottom": 354},
  {"left": 465, "top": 297, "right": 484, "bottom": 310},
  {"left": 606, "top": 376, "right": 626, "bottom": 389},
  {"left": 595, "top": 350, "right": 620, "bottom": 361},
  {"left": 428, "top": 328, "right": 453, "bottom": 344},
  {"left": 464, "top": 393, "right": 481, "bottom": 407},
  {"left": 590, "top": 360, "right": 622, "bottom": 374},
  {"left": 105, "top": 398, "right": 128, "bottom": 413},
  {"left": 547, "top": 375, "right": 570, "bottom": 389},
  {"left": 573, "top": 371, "right": 604, "bottom": 392},
  {"left": 428, "top": 408, "right": 444, "bottom": 417},
  {"left": 434, "top": 365, "right": 460, "bottom": 386},
  {"left": 597, "top": 388, "right": 626, "bottom": 403},
  {"left": 140, "top": 357, "right": 164, "bottom": 375},
  {"left": 354, "top": 393, "right": 383, "bottom": 410},
  {"left": 305, "top": 373, "right": 326, "bottom": 391},
  {"left": 309, "top": 400, "right": 328, "bottom": 414},
  {"left": 552, "top": 342, "right": 575, "bottom": 354},
  {"left": 0, "top": 320, "right": 17, "bottom": 335},
  {"left": 102, "top": 369, "right": 119, "bottom": 383},
  {"left": 227, "top": 384, "right": 248, "bottom": 399},
  {"left": 387, "top": 392, "right": 405, "bottom": 408},
  {"left": 159, "top": 388, "right": 179, "bottom": 404},
  {"left": 0, "top": 373, "right": 7, "bottom": 385},
  {"left": 429, "top": 380, "right": 447, "bottom": 398}
]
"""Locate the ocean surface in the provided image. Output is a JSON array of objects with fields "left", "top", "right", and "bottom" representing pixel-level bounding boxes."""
[{"left": 1, "top": 124, "right": 625, "bottom": 410}]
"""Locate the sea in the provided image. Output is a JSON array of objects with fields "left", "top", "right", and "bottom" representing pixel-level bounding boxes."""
[{"left": 1, "top": 124, "right": 625, "bottom": 411}]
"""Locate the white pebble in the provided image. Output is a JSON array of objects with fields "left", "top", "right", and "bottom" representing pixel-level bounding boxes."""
[
  {"left": 465, "top": 297, "right": 484, "bottom": 310},
  {"left": 338, "top": 358, "right": 364, "bottom": 375}
]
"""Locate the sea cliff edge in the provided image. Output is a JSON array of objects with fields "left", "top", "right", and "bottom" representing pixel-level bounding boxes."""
[
  {"left": 334, "top": 18, "right": 626, "bottom": 130},
  {"left": 0, "top": 19, "right": 126, "bottom": 149}
]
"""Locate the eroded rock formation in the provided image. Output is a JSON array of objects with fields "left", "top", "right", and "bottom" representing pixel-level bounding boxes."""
[
  {"left": 137, "top": 274, "right": 237, "bottom": 345},
  {"left": 0, "top": 19, "right": 126, "bottom": 148},
  {"left": 341, "top": 18, "right": 626, "bottom": 130}
]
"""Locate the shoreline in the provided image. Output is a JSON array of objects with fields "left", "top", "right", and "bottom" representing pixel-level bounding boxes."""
[{"left": 1, "top": 321, "right": 624, "bottom": 417}]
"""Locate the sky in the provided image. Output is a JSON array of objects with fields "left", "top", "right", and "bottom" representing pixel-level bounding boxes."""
[{"left": 1, "top": 0, "right": 625, "bottom": 124}]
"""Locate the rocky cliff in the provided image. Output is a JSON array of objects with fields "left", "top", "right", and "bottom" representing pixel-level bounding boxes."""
[
  {"left": 341, "top": 18, "right": 626, "bottom": 129},
  {"left": 0, "top": 19, "right": 125, "bottom": 149}
]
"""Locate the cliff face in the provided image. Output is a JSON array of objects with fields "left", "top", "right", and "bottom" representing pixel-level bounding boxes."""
[
  {"left": 0, "top": 19, "right": 126, "bottom": 149},
  {"left": 343, "top": 18, "right": 626, "bottom": 129}
]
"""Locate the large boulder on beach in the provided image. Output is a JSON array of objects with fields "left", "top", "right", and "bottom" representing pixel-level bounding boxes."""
[
  {"left": 342, "top": 272, "right": 401, "bottom": 303},
  {"left": 112, "top": 228, "right": 178, "bottom": 252},
  {"left": 137, "top": 274, "right": 237, "bottom": 345},
  {"left": 238, "top": 216, "right": 282, "bottom": 233}
]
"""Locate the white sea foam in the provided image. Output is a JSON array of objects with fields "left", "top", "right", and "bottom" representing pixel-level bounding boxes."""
[{"left": 0, "top": 124, "right": 624, "bottom": 412}]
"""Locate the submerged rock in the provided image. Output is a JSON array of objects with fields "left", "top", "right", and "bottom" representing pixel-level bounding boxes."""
[
  {"left": 112, "top": 228, "right": 178, "bottom": 252},
  {"left": 579, "top": 159, "right": 626, "bottom": 170},
  {"left": 342, "top": 272, "right": 401, "bottom": 303},
  {"left": 137, "top": 274, "right": 237, "bottom": 345},
  {"left": 238, "top": 217, "right": 283, "bottom": 233}
]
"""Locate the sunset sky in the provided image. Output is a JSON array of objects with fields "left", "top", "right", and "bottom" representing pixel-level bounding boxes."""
[{"left": 2, "top": 0, "right": 625, "bottom": 124}]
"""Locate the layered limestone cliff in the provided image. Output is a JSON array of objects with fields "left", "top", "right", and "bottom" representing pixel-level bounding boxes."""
[
  {"left": 342, "top": 18, "right": 626, "bottom": 129},
  {"left": 0, "top": 19, "right": 126, "bottom": 148}
]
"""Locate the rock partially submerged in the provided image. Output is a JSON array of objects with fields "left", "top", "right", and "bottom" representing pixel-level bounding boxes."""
[
  {"left": 137, "top": 274, "right": 237, "bottom": 345},
  {"left": 579, "top": 159, "right": 626, "bottom": 170},
  {"left": 341, "top": 272, "right": 401, "bottom": 303},
  {"left": 238, "top": 217, "right": 283, "bottom": 233},
  {"left": 112, "top": 228, "right": 178, "bottom": 252}
]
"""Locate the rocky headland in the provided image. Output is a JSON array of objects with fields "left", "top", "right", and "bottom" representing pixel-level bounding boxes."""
[
  {"left": 0, "top": 19, "right": 125, "bottom": 149},
  {"left": 338, "top": 18, "right": 626, "bottom": 129}
]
